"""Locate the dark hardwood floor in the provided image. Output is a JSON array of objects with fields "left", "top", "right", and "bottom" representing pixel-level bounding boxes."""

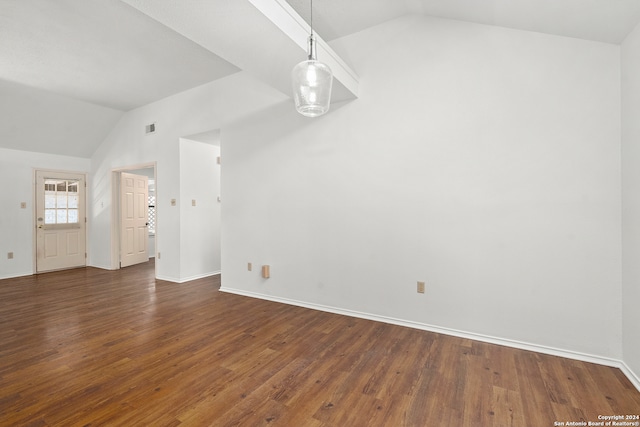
[{"left": 1, "top": 261, "right": 638, "bottom": 426}]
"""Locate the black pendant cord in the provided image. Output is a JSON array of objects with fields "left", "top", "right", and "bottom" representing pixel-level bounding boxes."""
[
  {"left": 308, "top": 0, "right": 316, "bottom": 60},
  {"left": 309, "top": 0, "right": 313, "bottom": 37}
]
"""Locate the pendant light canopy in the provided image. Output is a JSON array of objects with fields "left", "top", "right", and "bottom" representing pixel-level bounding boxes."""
[{"left": 291, "top": 0, "right": 333, "bottom": 117}]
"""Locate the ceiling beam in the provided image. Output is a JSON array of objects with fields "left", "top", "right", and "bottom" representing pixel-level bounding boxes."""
[
  {"left": 120, "top": 0, "right": 358, "bottom": 103},
  {"left": 247, "top": 0, "right": 359, "bottom": 100}
]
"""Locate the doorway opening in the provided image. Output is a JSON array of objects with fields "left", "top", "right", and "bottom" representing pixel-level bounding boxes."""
[
  {"left": 180, "top": 130, "right": 221, "bottom": 281},
  {"left": 110, "top": 163, "right": 156, "bottom": 273}
]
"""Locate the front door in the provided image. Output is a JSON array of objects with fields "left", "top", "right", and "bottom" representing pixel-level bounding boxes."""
[
  {"left": 120, "top": 172, "right": 149, "bottom": 268},
  {"left": 35, "top": 170, "right": 86, "bottom": 273}
]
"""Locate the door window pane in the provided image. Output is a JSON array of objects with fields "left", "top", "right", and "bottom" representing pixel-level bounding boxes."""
[
  {"left": 43, "top": 179, "right": 81, "bottom": 225},
  {"left": 45, "top": 195, "right": 56, "bottom": 209},
  {"left": 45, "top": 210, "right": 56, "bottom": 224}
]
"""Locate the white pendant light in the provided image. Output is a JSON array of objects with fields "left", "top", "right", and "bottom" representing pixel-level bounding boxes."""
[{"left": 291, "top": 0, "right": 333, "bottom": 117}]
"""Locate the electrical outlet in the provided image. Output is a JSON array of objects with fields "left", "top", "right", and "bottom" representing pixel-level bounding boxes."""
[
  {"left": 417, "top": 281, "right": 425, "bottom": 294},
  {"left": 192, "top": 199, "right": 196, "bottom": 207},
  {"left": 247, "top": 262, "right": 252, "bottom": 271},
  {"left": 7, "top": 252, "right": 14, "bottom": 260},
  {"left": 157, "top": 252, "right": 161, "bottom": 259}
]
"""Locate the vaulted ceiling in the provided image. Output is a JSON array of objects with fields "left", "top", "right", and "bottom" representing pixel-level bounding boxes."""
[{"left": 2, "top": 0, "right": 639, "bottom": 158}]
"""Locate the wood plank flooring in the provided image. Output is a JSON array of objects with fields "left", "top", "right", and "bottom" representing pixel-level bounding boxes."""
[{"left": 1, "top": 261, "right": 638, "bottom": 426}]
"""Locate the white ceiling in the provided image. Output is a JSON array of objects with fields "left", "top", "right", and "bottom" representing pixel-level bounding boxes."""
[
  {"left": 1, "top": 0, "right": 639, "bottom": 158},
  {"left": 286, "top": 0, "right": 640, "bottom": 44},
  {"left": 0, "top": 0, "right": 239, "bottom": 111}
]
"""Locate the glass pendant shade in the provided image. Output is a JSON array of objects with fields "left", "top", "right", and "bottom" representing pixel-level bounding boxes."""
[{"left": 292, "top": 35, "right": 333, "bottom": 117}]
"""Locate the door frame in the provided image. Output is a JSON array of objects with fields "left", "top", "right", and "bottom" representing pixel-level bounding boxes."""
[
  {"left": 32, "top": 168, "right": 88, "bottom": 274},
  {"left": 110, "top": 162, "right": 157, "bottom": 272}
]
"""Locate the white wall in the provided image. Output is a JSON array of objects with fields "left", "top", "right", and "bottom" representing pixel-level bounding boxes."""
[
  {"left": 221, "top": 16, "right": 622, "bottom": 360},
  {"left": 622, "top": 21, "right": 640, "bottom": 386},
  {"left": 0, "top": 148, "right": 90, "bottom": 279},
  {"left": 0, "top": 80, "right": 122, "bottom": 157},
  {"left": 179, "top": 139, "right": 221, "bottom": 280},
  {"left": 88, "top": 72, "right": 286, "bottom": 281}
]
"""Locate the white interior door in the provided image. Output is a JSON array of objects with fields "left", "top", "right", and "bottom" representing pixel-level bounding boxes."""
[
  {"left": 120, "top": 172, "right": 149, "bottom": 268},
  {"left": 36, "top": 171, "right": 86, "bottom": 273}
]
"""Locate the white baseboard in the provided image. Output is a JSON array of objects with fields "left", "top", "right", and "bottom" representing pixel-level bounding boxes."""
[
  {"left": 0, "top": 271, "right": 33, "bottom": 280},
  {"left": 158, "top": 271, "right": 221, "bottom": 284},
  {"left": 220, "top": 286, "right": 640, "bottom": 393},
  {"left": 620, "top": 361, "right": 640, "bottom": 392},
  {"left": 87, "top": 263, "right": 116, "bottom": 270},
  {"left": 176, "top": 271, "right": 221, "bottom": 283}
]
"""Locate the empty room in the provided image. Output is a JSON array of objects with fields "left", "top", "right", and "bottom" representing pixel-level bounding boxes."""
[{"left": 1, "top": 0, "right": 639, "bottom": 425}]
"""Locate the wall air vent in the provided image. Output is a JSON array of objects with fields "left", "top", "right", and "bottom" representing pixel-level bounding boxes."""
[{"left": 145, "top": 123, "right": 156, "bottom": 134}]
